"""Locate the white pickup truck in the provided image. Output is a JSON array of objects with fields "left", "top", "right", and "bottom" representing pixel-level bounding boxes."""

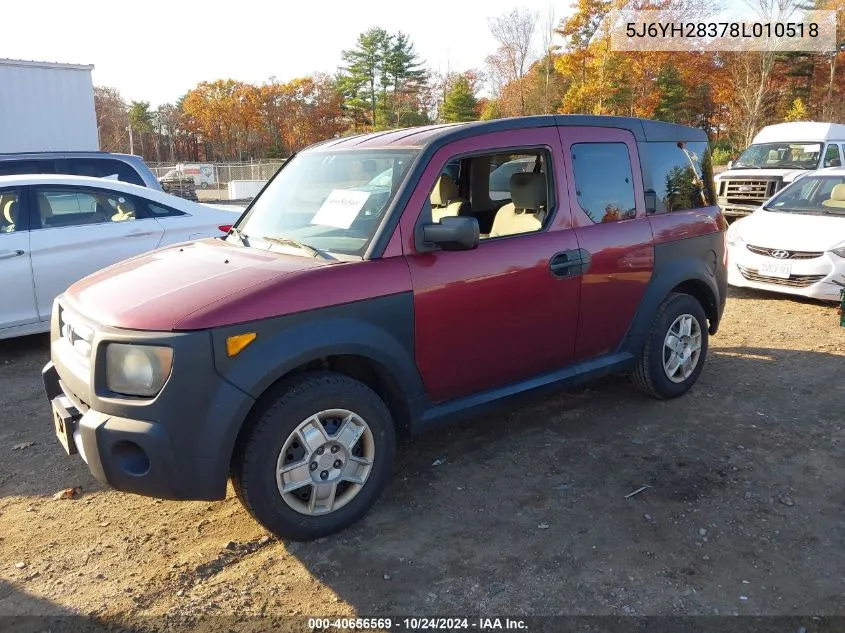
[{"left": 715, "top": 122, "right": 845, "bottom": 219}]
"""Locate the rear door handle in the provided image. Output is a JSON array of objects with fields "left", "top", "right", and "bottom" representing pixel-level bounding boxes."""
[
  {"left": 125, "top": 230, "right": 154, "bottom": 238},
  {"left": 549, "top": 249, "right": 591, "bottom": 278},
  {"left": 0, "top": 249, "right": 25, "bottom": 260}
]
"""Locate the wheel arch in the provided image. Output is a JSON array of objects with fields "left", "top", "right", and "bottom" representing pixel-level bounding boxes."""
[
  {"left": 623, "top": 261, "right": 722, "bottom": 357},
  {"left": 211, "top": 316, "right": 424, "bottom": 484}
]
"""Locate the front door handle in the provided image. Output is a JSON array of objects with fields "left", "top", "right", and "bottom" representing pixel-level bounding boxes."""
[
  {"left": 125, "top": 230, "right": 154, "bottom": 238},
  {"left": 549, "top": 249, "right": 591, "bottom": 278},
  {"left": 0, "top": 249, "right": 24, "bottom": 260}
]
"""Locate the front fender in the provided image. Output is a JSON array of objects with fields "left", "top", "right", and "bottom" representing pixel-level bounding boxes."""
[
  {"left": 206, "top": 293, "right": 421, "bottom": 474},
  {"left": 214, "top": 314, "right": 423, "bottom": 401}
]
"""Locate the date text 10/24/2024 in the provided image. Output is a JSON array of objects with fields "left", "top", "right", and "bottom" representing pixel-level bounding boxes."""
[{"left": 307, "top": 617, "right": 529, "bottom": 631}]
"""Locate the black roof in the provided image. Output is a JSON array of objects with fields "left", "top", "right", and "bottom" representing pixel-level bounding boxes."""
[{"left": 309, "top": 115, "right": 707, "bottom": 152}]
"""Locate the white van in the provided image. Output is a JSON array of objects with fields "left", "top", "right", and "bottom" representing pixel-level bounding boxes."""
[
  {"left": 161, "top": 163, "right": 216, "bottom": 188},
  {"left": 715, "top": 122, "right": 845, "bottom": 219}
]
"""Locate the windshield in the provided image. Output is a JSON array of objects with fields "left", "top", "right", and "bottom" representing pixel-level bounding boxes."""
[
  {"left": 764, "top": 175, "right": 845, "bottom": 215},
  {"left": 734, "top": 142, "right": 822, "bottom": 170},
  {"left": 234, "top": 149, "right": 417, "bottom": 256}
]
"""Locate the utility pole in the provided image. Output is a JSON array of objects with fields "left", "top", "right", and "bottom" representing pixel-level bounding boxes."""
[{"left": 127, "top": 125, "right": 135, "bottom": 155}]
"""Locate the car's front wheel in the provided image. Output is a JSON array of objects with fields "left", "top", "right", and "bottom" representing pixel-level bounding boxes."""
[
  {"left": 632, "top": 292, "right": 709, "bottom": 399},
  {"left": 232, "top": 371, "right": 396, "bottom": 541}
]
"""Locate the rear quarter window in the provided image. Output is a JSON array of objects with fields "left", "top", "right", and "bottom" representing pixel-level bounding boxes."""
[
  {"left": 65, "top": 158, "right": 146, "bottom": 187},
  {"left": 643, "top": 141, "right": 715, "bottom": 213}
]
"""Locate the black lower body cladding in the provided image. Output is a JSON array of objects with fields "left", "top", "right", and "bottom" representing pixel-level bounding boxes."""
[
  {"left": 43, "top": 305, "right": 257, "bottom": 501},
  {"left": 43, "top": 292, "right": 421, "bottom": 503}
]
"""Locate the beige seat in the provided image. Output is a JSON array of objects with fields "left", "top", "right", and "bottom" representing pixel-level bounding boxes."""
[
  {"left": 429, "top": 174, "right": 467, "bottom": 222},
  {"left": 488, "top": 172, "right": 548, "bottom": 238},
  {"left": 37, "top": 194, "right": 54, "bottom": 227},
  {"left": 766, "top": 150, "right": 780, "bottom": 164},
  {"left": 821, "top": 183, "right": 845, "bottom": 208}
]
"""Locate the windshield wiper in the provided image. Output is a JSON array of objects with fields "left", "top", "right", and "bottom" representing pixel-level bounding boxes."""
[
  {"left": 227, "top": 226, "right": 250, "bottom": 246},
  {"left": 259, "top": 236, "right": 335, "bottom": 260},
  {"left": 733, "top": 164, "right": 762, "bottom": 169}
]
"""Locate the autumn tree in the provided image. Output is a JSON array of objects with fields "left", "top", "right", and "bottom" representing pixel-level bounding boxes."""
[
  {"left": 94, "top": 86, "right": 129, "bottom": 153},
  {"left": 486, "top": 9, "right": 539, "bottom": 116},
  {"left": 727, "top": 0, "right": 808, "bottom": 146}
]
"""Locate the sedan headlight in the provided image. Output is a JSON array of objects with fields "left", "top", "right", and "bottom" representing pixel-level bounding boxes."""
[
  {"left": 832, "top": 247, "right": 845, "bottom": 258},
  {"left": 106, "top": 344, "right": 173, "bottom": 397},
  {"left": 726, "top": 227, "right": 745, "bottom": 247}
]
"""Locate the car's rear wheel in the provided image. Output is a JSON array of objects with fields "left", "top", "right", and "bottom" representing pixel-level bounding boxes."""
[
  {"left": 232, "top": 371, "right": 396, "bottom": 541},
  {"left": 632, "top": 292, "right": 709, "bottom": 399}
]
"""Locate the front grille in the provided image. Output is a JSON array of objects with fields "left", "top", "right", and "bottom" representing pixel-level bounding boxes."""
[
  {"left": 738, "top": 265, "right": 825, "bottom": 288},
  {"left": 720, "top": 178, "right": 781, "bottom": 205},
  {"left": 58, "top": 305, "right": 95, "bottom": 368},
  {"left": 746, "top": 245, "right": 824, "bottom": 260}
]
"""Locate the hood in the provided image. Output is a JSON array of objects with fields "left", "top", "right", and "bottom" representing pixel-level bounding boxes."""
[
  {"left": 65, "top": 238, "right": 330, "bottom": 331},
  {"left": 731, "top": 210, "right": 845, "bottom": 252},
  {"left": 716, "top": 168, "right": 808, "bottom": 182}
]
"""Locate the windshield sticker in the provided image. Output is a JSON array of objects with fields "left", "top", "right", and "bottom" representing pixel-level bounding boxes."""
[{"left": 311, "top": 189, "right": 371, "bottom": 229}]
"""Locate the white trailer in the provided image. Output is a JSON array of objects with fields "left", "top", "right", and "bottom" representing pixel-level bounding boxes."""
[{"left": 0, "top": 58, "right": 98, "bottom": 153}]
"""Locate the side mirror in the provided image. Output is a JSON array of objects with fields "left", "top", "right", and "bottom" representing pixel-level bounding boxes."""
[
  {"left": 421, "top": 216, "right": 479, "bottom": 251},
  {"left": 726, "top": 160, "right": 733, "bottom": 170}
]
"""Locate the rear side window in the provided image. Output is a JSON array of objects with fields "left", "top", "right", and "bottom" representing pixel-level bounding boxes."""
[
  {"left": 644, "top": 141, "right": 716, "bottom": 213},
  {"left": 145, "top": 201, "right": 186, "bottom": 218},
  {"left": 65, "top": 158, "right": 146, "bottom": 187},
  {"left": 33, "top": 187, "right": 143, "bottom": 229},
  {"left": 0, "top": 159, "right": 56, "bottom": 176},
  {"left": 571, "top": 143, "right": 636, "bottom": 223}
]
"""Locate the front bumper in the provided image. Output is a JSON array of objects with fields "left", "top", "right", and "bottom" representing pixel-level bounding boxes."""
[
  {"left": 727, "top": 244, "right": 844, "bottom": 302},
  {"left": 44, "top": 361, "right": 185, "bottom": 497},
  {"left": 43, "top": 300, "right": 256, "bottom": 501}
]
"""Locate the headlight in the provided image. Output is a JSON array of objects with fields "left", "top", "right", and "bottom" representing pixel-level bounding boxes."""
[
  {"left": 832, "top": 247, "right": 845, "bottom": 258},
  {"left": 726, "top": 228, "right": 744, "bottom": 247},
  {"left": 106, "top": 344, "right": 173, "bottom": 397}
]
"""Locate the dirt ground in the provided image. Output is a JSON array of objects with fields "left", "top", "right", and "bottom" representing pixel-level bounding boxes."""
[{"left": 1, "top": 287, "right": 844, "bottom": 630}]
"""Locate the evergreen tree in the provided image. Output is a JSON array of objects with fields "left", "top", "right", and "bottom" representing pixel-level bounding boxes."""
[{"left": 442, "top": 75, "right": 479, "bottom": 122}]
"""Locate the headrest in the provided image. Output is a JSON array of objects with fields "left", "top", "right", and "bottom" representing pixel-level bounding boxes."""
[
  {"left": 3, "top": 199, "right": 16, "bottom": 224},
  {"left": 767, "top": 150, "right": 779, "bottom": 161},
  {"left": 510, "top": 172, "right": 547, "bottom": 211},
  {"left": 37, "top": 194, "right": 54, "bottom": 218},
  {"left": 430, "top": 174, "right": 459, "bottom": 207},
  {"left": 830, "top": 183, "right": 845, "bottom": 201}
]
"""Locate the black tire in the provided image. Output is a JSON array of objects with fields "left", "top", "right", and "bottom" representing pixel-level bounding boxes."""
[
  {"left": 231, "top": 371, "right": 396, "bottom": 541},
  {"left": 631, "top": 292, "right": 709, "bottom": 400}
]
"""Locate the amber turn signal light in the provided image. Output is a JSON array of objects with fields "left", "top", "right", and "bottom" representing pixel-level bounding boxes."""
[{"left": 226, "top": 332, "right": 256, "bottom": 357}]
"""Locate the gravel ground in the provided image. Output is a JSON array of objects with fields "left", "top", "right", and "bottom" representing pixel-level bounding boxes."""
[{"left": 1, "top": 286, "right": 844, "bottom": 631}]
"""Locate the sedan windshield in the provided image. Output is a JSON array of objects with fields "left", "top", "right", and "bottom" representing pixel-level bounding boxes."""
[
  {"left": 734, "top": 142, "right": 822, "bottom": 170},
  {"left": 233, "top": 149, "right": 417, "bottom": 257},
  {"left": 764, "top": 175, "right": 845, "bottom": 215}
]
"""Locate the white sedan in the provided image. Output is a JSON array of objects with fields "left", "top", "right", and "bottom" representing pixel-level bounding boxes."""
[
  {"left": 0, "top": 174, "right": 242, "bottom": 339},
  {"left": 727, "top": 167, "right": 845, "bottom": 302}
]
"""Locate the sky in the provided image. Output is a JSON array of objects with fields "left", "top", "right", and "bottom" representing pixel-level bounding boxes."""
[{"left": 3, "top": 0, "right": 566, "bottom": 107}]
